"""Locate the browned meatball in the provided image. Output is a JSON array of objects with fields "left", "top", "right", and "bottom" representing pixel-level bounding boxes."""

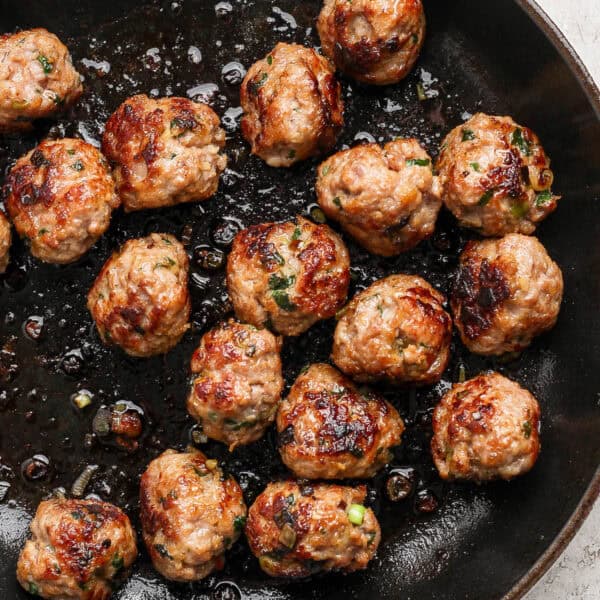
[
  {"left": 187, "top": 319, "right": 284, "bottom": 450},
  {"left": 0, "top": 211, "right": 11, "bottom": 273},
  {"left": 0, "top": 28, "right": 82, "bottom": 132},
  {"left": 431, "top": 372, "right": 541, "bottom": 481},
  {"left": 140, "top": 449, "right": 247, "bottom": 582},
  {"left": 333, "top": 274, "right": 452, "bottom": 384},
  {"left": 316, "top": 138, "right": 441, "bottom": 256},
  {"left": 87, "top": 234, "right": 191, "bottom": 357},
  {"left": 317, "top": 0, "right": 425, "bottom": 85},
  {"left": 102, "top": 95, "right": 227, "bottom": 212},
  {"left": 16, "top": 498, "right": 137, "bottom": 600},
  {"left": 4, "top": 139, "right": 119, "bottom": 264},
  {"left": 240, "top": 43, "right": 344, "bottom": 167},
  {"left": 246, "top": 481, "right": 380, "bottom": 577},
  {"left": 277, "top": 363, "right": 404, "bottom": 479},
  {"left": 436, "top": 113, "right": 559, "bottom": 236},
  {"left": 227, "top": 217, "right": 350, "bottom": 336},
  {"left": 451, "top": 234, "right": 563, "bottom": 355}
]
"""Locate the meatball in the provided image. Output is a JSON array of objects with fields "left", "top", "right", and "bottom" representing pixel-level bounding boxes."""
[
  {"left": 240, "top": 42, "right": 344, "bottom": 167},
  {"left": 333, "top": 274, "right": 452, "bottom": 384},
  {"left": 0, "top": 211, "right": 11, "bottom": 273},
  {"left": 436, "top": 113, "right": 559, "bottom": 236},
  {"left": 227, "top": 217, "right": 350, "bottom": 336},
  {"left": 187, "top": 319, "right": 284, "bottom": 450},
  {"left": 102, "top": 95, "right": 227, "bottom": 212},
  {"left": 451, "top": 234, "right": 563, "bottom": 355},
  {"left": 16, "top": 498, "right": 137, "bottom": 600},
  {"left": 277, "top": 363, "right": 404, "bottom": 479},
  {"left": 316, "top": 138, "right": 442, "bottom": 256},
  {"left": 140, "top": 449, "right": 247, "bottom": 582},
  {"left": 431, "top": 372, "right": 541, "bottom": 481},
  {"left": 0, "top": 28, "right": 82, "bottom": 132},
  {"left": 317, "top": 0, "right": 425, "bottom": 86},
  {"left": 87, "top": 233, "right": 191, "bottom": 357},
  {"left": 3, "top": 139, "right": 119, "bottom": 264}
]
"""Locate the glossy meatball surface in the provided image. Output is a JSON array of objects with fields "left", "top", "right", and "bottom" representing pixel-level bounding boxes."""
[
  {"left": 317, "top": 0, "right": 425, "bottom": 85},
  {"left": 0, "top": 211, "right": 10, "bottom": 273},
  {"left": 102, "top": 94, "right": 227, "bottom": 212},
  {"left": 240, "top": 42, "right": 344, "bottom": 167},
  {"left": 431, "top": 372, "right": 541, "bottom": 481},
  {"left": 277, "top": 363, "right": 404, "bottom": 479},
  {"left": 451, "top": 234, "right": 563, "bottom": 355},
  {"left": 4, "top": 139, "right": 119, "bottom": 264},
  {"left": 246, "top": 481, "right": 380, "bottom": 577},
  {"left": 333, "top": 274, "right": 452, "bottom": 384},
  {"left": 16, "top": 498, "right": 137, "bottom": 600},
  {"left": 436, "top": 113, "right": 558, "bottom": 236},
  {"left": 317, "top": 139, "right": 442, "bottom": 256},
  {"left": 227, "top": 217, "right": 350, "bottom": 336},
  {"left": 140, "top": 450, "right": 247, "bottom": 582},
  {"left": 87, "top": 233, "right": 191, "bottom": 357}
]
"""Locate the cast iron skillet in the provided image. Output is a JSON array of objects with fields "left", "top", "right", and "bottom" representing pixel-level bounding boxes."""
[{"left": 0, "top": 1, "right": 598, "bottom": 599}]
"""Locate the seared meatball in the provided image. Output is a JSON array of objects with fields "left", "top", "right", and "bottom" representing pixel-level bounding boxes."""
[
  {"left": 317, "top": 0, "right": 425, "bottom": 85},
  {"left": 451, "top": 234, "right": 563, "bottom": 355},
  {"left": 0, "top": 211, "right": 10, "bottom": 273},
  {"left": 240, "top": 43, "right": 344, "bottom": 167},
  {"left": 87, "top": 234, "right": 191, "bottom": 357},
  {"left": 333, "top": 274, "right": 451, "bottom": 384},
  {"left": 16, "top": 498, "right": 137, "bottom": 600},
  {"left": 187, "top": 319, "right": 284, "bottom": 450},
  {"left": 431, "top": 372, "right": 541, "bottom": 481},
  {"left": 277, "top": 363, "right": 404, "bottom": 479},
  {"left": 102, "top": 95, "right": 227, "bottom": 212},
  {"left": 436, "top": 113, "right": 559, "bottom": 236},
  {"left": 0, "top": 28, "right": 82, "bottom": 132},
  {"left": 227, "top": 217, "right": 350, "bottom": 336},
  {"left": 140, "top": 449, "right": 247, "bottom": 582},
  {"left": 4, "top": 139, "right": 119, "bottom": 264},
  {"left": 316, "top": 138, "right": 442, "bottom": 256}
]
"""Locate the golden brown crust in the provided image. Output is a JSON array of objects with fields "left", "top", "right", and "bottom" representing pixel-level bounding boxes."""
[{"left": 0, "top": 211, "right": 11, "bottom": 273}]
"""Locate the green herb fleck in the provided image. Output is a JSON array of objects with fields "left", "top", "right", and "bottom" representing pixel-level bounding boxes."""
[
  {"left": 348, "top": 504, "right": 366, "bottom": 526},
  {"left": 287, "top": 149, "right": 296, "bottom": 160},
  {"left": 154, "top": 256, "right": 176, "bottom": 269},
  {"left": 71, "top": 510, "right": 83, "bottom": 520},
  {"left": 522, "top": 420, "right": 532, "bottom": 439},
  {"left": 28, "top": 582, "right": 39, "bottom": 595},
  {"left": 111, "top": 553, "right": 124, "bottom": 571},
  {"left": 291, "top": 226, "right": 301, "bottom": 241},
  {"left": 333, "top": 196, "right": 342, "bottom": 208},
  {"left": 37, "top": 54, "right": 53, "bottom": 74},
  {"left": 71, "top": 160, "right": 84, "bottom": 171},
  {"left": 269, "top": 273, "right": 296, "bottom": 290},
  {"left": 511, "top": 201, "right": 529, "bottom": 218},
  {"left": 272, "top": 290, "right": 297, "bottom": 312},
  {"left": 267, "top": 55, "right": 273, "bottom": 66},
  {"left": 461, "top": 128, "right": 475, "bottom": 142},
  {"left": 412, "top": 33, "right": 418, "bottom": 44},
  {"left": 511, "top": 127, "right": 531, "bottom": 156},
  {"left": 161, "top": 236, "right": 173, "bottom": 245},
  {"left": 38, "top": 228, "right": 49, "bottom": 236},
  {"left": 535, "top": 190, "right": 553, "bottom": 206},
  {"left": 321, "top": 165, "right": 330, "bottom": 177},
  {"left": 478, "top": 189, "right": 494, "bottom": 206},
  {"left": 271, "top": 250, "right": 285, "bottom": 266},
  {"left": 416, "top": 82, "right": 426, "bottom": 102},
  {"left": 234, "top": 515, "right": 247, "bottom": 532},
  {"left": 470, "top": 162, "right": 480, "bottom": 172},
  {"left": 406, "top": 158, "right": 430, "bottom": 167},
  {"left": 153, "top": 544, "right": 172, "bottom": 560},
  {"left": 67, "top": 149, "right": 75, "bottom": 155}
]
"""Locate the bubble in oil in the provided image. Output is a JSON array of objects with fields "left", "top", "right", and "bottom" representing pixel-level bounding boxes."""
[{"left": 221, "top": 61, "right": 247, "bottom": 86}]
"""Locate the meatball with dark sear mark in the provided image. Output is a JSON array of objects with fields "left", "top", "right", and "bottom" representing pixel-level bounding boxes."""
[
  {"left": 0, "top": 28, "right": 82, "bottom": 132},
  {"left": 317, "top": 0, "right": 425, "bottom": 86},
  {"left": 246, "top": 481, "right": 380, "bottom": 578},
  {"left": 0, "top": 211, "right": 11, "bottom": 273},
  {"left": 102, "top": 94, "right": 227, "bottom": 212},
  {"left": 316, "top": 138, "right": 442, "bottom": 256},
  {"left": 333, "top": 274, "right": 452, "bottom": 384},
  {"left": 431, "top": 372, "right": 541, "bottom": 481},
  {"left": 140, "top": 449, "right": 247, "bottom": 582},
  {"left": 187, "top": 319, "right": 284, "bottom": 450},
  {"left": 227, "top": 217, "right": 350, "bottom": 336},
  {"left": 451, "top": 234, "right": 563, "bottom": 356},
  {"left": 240, "top": 43, "right": 344, "bottom": 167},
  {"left": 4, "top": 138, "right": 119, "bottom": 264},
  {"left": 277, "top": 363, "right": 404, "bottom": 479},
  {"left": 436, "top": 113, "right": 559, "bottom": 236},
  {"left": 16, "top": 498, "right": 137, "bottom": 600},
  {"left": 87, "top": 233, "right": 191, "bottom": 357}
]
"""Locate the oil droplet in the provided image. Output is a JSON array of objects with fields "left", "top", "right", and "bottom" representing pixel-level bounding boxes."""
[{"left": 221, "top": 61, "right": 246, "bottom": 86}]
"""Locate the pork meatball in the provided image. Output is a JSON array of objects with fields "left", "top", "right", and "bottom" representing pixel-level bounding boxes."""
[
  {"left": 227, "top": 217, "right": 350, "bottom": 336},
  {"left": 431, "top": 372, "right": 541, "bottom": 481},
  {"left": 187, "top": 319, "right": 284, "bottom": 450},
  {"left": 0, "top": 211, "right": 10, "bottom": 273},
  {"left": 3, "top": 138, "right": 119, "bottom": 264},
  {"left": 246, "top": 481, "right": 380, "bottom": 577},
  {"left": 140, "top": 449, "right": 247, "bottom": 582},
  {"left": 451, "top": 233, "right": 563, "bottom": 356},
  {"left": 277, "top": 363, "right": 404, "bottom": 479},
  {"left": 87, "top": 234, "right": 191, "bottom": 357},
  {"left": 102, "top": 95, "right": 227, "bottom": 212},
  {"left": 16, "top": 498, "right": 137, "bottom": 600},
  {"left": 240, "top": 43, "right": 344, "bottom": 167},
  {"left": 333, "top": 274, "right": 452, "bottom": 384},
  {"left": 317, "top": 0, "right": 425, "bottom": 86},
  {"left": 436, "top": 113, "right": 559, "bottom": 236},
  {"left": 0, "top": 28, "right": 82, "bottom": 132},
  {"left": 316, "top": 138, "right": 442, "bottom": 256}
]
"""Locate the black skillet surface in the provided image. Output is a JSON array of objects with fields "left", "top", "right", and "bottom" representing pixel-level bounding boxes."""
[{"left": 0, "top": 1, "right": 599, "bottom": 599}]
